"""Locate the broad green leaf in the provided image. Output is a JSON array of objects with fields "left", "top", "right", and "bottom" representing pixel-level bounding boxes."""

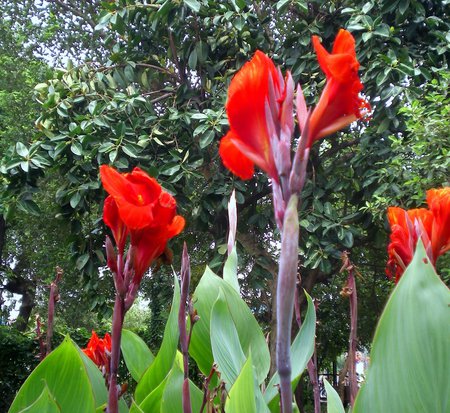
[
  {"left": 77, "top": 348, "right": 109, "bottom": 410},
  {"left": 324, "top": 379, "right": 345, "bottom": 413},
  {"left": 18, "top": 386, "right": 60, "bottom": 413},
  {"left": 223, "top": 246, "right": 239, "bottom": 293},
  {"left": 133, "top": 377, "right": 168, "bottom": 413},
  {"left": 225, "top": 355, "right": 257, "bottom": 413},
  {"left": 353, "top": 241, "right": 450, "bottom": 413},
  {"left": 190, "top": 266, "right": 270, "bottom": 384},
  {"left": 121, "top": 329, "right": 155, "bottom": 382},
  {"left": 160, "top": 363, "right": 203, "bottom": 413},
  {"left": 9, "top": 336, "right": 98, "bottom": 413},
  {"left": 134, "top": 274, "right": 180, "bottom": 403},
  {"left": 210, "top": 290, "right": 246, "bottom": 389},
  {"left": 264, "top": 292, "right": 316, "bottom": 408}
]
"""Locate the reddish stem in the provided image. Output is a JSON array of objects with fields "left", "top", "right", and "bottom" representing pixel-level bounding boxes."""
[{"left": 107, "top": 294, "right": 125, "bottom": 413}]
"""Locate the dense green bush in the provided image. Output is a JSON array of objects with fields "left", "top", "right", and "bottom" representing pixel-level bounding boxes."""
[{"left": 0, "top": 326, "right": 38, "bottom": 411}]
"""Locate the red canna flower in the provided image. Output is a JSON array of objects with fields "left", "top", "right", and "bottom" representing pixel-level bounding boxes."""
[
  {"left": 82, "top": 331, "right": 111, "bottom": 371},
  {"left": 219, "top": 50, "right": 293, "bottom": 182},
  {"left": 386, "top": 207, "right": 433, "bottom": 282},
  {"left": 100, "top": 165, "right": 185, "bottom": 282},
  {"left": 386, "top": 187, "right": 450, "bottom": 282},
  {"left": 306, "top": 29, "right": 371, "bottom": 147},
  {"left": 427, "top": 187, "right": 450, "bottom": 259}
]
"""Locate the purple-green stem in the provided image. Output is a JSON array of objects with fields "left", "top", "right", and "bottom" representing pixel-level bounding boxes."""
[
  {"left": 108, "top": 294, "right": 125, "bottom": 413},
  {"left": 294, "top": 287, "right": 320, "bottom": 413},
  {"left": 179, "top": 243, "right": 192, "bottom": 413},
  {"left": 274, "top": 113, "right": 312, "bottom": 412},
  {"left": 276, "top": 194, "right": 299, "bottom": 413}
]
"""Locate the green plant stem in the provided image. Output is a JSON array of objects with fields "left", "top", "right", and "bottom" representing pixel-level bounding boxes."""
[
  {"left": 348, "top": 270, "right": 358, "bottom": 405},
  {"left": 276, "top": 194, "right": 299, "bottom": 413},
  {"left": 179, "top": 243, "right": 192, "bottom": 413}
]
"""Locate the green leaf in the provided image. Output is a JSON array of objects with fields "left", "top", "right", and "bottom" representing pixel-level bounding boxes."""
[
  {"left": 134, "top": 377, "right": 168, "bottom": 413},
  {"left": 223, "top": 247, "right": 239, "bottom": 293},
  {"left": 264, "top": 292, "right": 316, "bottom": 407},
  {"left": 184, "top": 0, "right": 201, "bottom": 13},
  {"left": 121, "top": 329, "right": 155, "bottom": 382},
  {"left": 9, "top": 337, "right": 101, "bottom": 413},
  {"left": 76, "top": 253, "right": 89, "bottom": 270},
  {"left": 17, "top": 199, "right": 41, "bottom": 215},
  {"left": 210, "top": 290, "right": 246, "bottom": 389},
  {"left": 188, "top": 48, "right": 197, "bottom": 70},
  {"left": 190, "top": 267, "right": 270, "bottom": 385},
  {"left": 18, "top": 386, "right": 60, "bottom": 413},
  {"left": 160, "top": 363, "right": 204, "bottom": 413},
  {"left": 324, "top": 379, "right": 345, "bottom": 413},
  {"left": 134, "top": 274, "right": 180, "bottom": 404},
  {"left": 225, "top": 355, "right": 257, "bottom": 413},
  {"left": 70, "top": 141, "right": 83, "bottom": 156},
  {"left": 122, "top": 144, "right": 139, "bottom": 158},
  {"left": 16, "top": 142, "right": 29, "bottom": 157},
  {"left": 353, "top": 241, "right": 450, "bottom": 413},
  {"left": 70, "top": 191, "right": 82, "bottom": 208},
  {"left": 199, "top": 130, "right": 215, "bottom": 149}
]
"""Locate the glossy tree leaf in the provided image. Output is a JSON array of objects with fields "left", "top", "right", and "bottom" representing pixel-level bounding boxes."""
[
  {"left": 324, "top": 378, "right": 345, "bottom": 413},
  {"left": 184, "top": 0, "right": 201, "bottom": 13},
  {"left": 121, "top": 329, "right": 155, "bottom": 382},
  {"left": 353, "top": 241, "right": 450, "bottom": 412},
  {"left": 9, "top": 336, "right": 99, "bottom": 413},
  {"left": 160, "top": 363, "right": 204, "bottom": 413},
  {"left": 210, "top": 290, "right": 246, "bottom": 389},
  {"left": 225, "top": 355, "right": 257, "bottom": 413},
  {"left": 264, "top": 292, "right": 316, "bottom": 408},
  {"left": 190, "top": 266, "right": 270, "bottom": 385},
  {"left": 134, "top": 274, "right": 180, "bottom": 403}
]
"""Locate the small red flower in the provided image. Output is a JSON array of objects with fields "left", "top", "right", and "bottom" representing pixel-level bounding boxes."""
[
  {"left": 306, "top": 29, "right": 371, "bottom": 146},
  {"left": 100, "top": 165, "right": 185, "bottom": 282},
  {"left": 219, "top": 50, "right": 291, "bottom": 181},
  {"left": 386, "top": 187, "right": 450, "bottom": 282},
  {"left": 82, "top": 331, "right": 111, "bottom": 371}
]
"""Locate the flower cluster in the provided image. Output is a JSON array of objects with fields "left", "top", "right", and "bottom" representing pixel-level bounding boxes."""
[
  {"left": 82, "top": 331, "right": 111, "bottom": 373},
  {"left": 219, "top": 29, "right": 370, "bottom": 183},
  {"left": 100, "top": 165, "right": 185, "bottom": 287},
  {"left": 386, "top": 187, "right": 450, "bottom": 282}
]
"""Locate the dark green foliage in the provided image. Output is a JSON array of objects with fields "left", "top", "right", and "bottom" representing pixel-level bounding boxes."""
[{"left": 0, "top": 327, "right": 38, "bottom": 411}]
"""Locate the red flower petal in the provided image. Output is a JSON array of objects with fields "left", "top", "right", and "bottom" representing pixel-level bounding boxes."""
[
  {"left": 103, "top": 196, "right": 129, "bottom": 254},
  {"left": 427, "top": 187, "right": 450, "bottom": 258},
  {"left": 223, "top": 50, "right": 281, "bottom": 181},
  {"left": 308, "top": 30, "right": 370, "bottom": 145},
  {"left": 219, "top": 132, "right": 255, "bottom": 180}
]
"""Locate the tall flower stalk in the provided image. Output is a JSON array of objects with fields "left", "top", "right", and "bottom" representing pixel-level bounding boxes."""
[
  {"left": 99, "top": 165, "right": 184, "bottom": 413},
  {"left": 219, "top": 29, "right": 369, "bottom": 412}
]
